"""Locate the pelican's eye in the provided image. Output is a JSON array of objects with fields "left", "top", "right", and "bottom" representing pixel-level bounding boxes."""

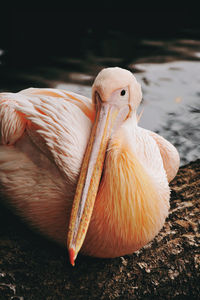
[
  {"left": 121, "top": 89, "right": 126, "bottom": 96},
  {"left": 108, "top": 86, "right": 129, "bottom": 105}
]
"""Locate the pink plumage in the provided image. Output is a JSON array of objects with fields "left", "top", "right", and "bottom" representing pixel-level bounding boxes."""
[{"left": 0, "top": 68, "right": 179, "bottom": 264}]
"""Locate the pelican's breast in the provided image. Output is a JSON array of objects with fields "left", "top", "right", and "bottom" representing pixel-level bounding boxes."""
[{"left": 82, "top": 117, "right": 170, "bottom": 258}]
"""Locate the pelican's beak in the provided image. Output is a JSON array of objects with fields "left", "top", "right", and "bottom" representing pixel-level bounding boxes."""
[{"left": 67, "top": 93, "right": 130, "bottom": 266}]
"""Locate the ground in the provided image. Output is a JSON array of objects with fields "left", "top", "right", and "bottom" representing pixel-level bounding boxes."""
[{"left": 0, "top": 160, "right": 199, "bottom": 300}]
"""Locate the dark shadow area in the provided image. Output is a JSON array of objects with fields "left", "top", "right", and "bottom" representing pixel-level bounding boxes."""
[{"left": 1, "top": 11, "right": 200, "bottom": 67}]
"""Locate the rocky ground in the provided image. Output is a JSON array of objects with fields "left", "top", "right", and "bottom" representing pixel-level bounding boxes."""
[{"left": 0, "top": 160, "right": 199, "bottom": 300}]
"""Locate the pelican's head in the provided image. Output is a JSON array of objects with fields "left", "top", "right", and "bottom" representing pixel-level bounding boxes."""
[
  {"left": 92, "top": 67, "right": 142, "bottom": 110},
  {"left": 67, "top": 67, "right": 142, "bottom": 265}
]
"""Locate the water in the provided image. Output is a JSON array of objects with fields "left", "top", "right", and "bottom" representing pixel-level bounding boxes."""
[{"left": 0, "top": 36, "right": 199, "bottom": 166}]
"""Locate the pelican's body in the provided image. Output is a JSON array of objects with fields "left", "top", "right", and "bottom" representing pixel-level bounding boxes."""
[{"left": 0, "top": 68, "right": 179, "bottom": 262}]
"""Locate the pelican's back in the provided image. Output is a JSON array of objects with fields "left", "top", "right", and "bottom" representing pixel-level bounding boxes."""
[{"left": 0, "top": 88, "right": 94, "bottom": 244}]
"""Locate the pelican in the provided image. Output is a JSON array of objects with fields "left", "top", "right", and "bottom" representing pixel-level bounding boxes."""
[{"left": 0, "top": 67, "right": 179, "bottom": 266}]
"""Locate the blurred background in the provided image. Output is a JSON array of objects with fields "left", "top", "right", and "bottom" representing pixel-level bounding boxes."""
[{"left": 0, "top": 11, "right": 199, "bottom": 166}]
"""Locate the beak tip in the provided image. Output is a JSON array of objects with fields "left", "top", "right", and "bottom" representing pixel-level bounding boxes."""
[{"left": 69, "top": 247, "right": 76, "bottom": 266}]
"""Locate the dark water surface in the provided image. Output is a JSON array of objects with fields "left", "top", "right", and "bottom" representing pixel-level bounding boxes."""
[{"left": 0, "top": 24, "right": 199, "bottom": 166}]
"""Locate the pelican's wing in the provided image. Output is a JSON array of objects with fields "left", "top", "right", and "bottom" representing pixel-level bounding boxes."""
[
  {"left": 145, "top": 129, "right": 180, "bottom": 182},
  {"left": 19, "top": 88, "right": 95, "bottom": 123},
  {"left": 0, "top": 92, "right": 27, "bottom": 145},
  {"left": 0, "top": 88, "right": 94, "bottom": 184}
]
